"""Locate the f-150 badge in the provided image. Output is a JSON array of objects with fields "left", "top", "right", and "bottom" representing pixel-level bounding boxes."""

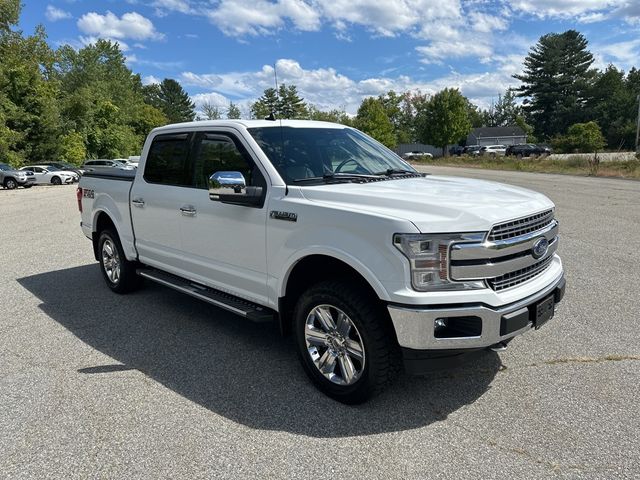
[{"left": 270, "top": 211, "right": 297, "bottom": 222}]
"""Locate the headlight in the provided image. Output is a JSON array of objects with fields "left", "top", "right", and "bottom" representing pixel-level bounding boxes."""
[{"left": 393, "top": 233, "right": 487, "bottom": 291}]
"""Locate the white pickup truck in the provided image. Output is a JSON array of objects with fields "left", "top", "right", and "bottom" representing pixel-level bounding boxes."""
[{"left": 78, "top": 120, "right": 565, "bottom": 404}]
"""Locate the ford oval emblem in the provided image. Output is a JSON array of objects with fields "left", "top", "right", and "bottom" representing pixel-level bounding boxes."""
[{"left": 532, "top": 238, "right": 549, "bottom": 259}]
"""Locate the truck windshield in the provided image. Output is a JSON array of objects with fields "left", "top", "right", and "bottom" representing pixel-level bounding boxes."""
[{"left": 248, "top": 126, "right": 416, "bottom": 184}]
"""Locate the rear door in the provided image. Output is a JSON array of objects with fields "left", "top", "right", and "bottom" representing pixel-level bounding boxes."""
[{"left": 129, "top": 132, "right": 194, "bottom": 272}]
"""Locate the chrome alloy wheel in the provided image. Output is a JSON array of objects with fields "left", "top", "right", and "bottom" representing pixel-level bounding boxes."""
[
  {"left": 304, "top": 305, "right": 366, "bottom": 386},
  {"left": 101, "top": 238, "right": 121, "bottom": 284}
]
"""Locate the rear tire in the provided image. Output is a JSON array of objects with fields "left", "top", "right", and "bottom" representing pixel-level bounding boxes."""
[
  {"left": 98, "top": 229, "right": 142, "bottom": 294},
  {"left": 293, "top": 280, "right": 401, "bottom": 404},
  {"left": 4, "top": 178, "right": 17, "bottom": 189},
  {"left": 51, "top": 176, "right": 62, "bottom": 185},
  {"left": 516, "top": 153, "right": 523, "bottom": 160}
]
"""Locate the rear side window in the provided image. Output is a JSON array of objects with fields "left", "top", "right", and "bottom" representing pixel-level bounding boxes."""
[{"left": 144, "top": 133, "right": 191, "bottom": 186}]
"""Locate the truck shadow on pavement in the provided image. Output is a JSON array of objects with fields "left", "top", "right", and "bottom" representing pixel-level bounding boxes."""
[{"left": 18, "top": 265, "right": 502, "bottom": 438}]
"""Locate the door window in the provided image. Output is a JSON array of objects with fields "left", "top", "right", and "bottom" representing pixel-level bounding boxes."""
[
  {"left": 144, "top": 133, "right": 192, "bottom": 186},
  {"left": 191, "top": 133, "right": 262, "bottom": 190}
]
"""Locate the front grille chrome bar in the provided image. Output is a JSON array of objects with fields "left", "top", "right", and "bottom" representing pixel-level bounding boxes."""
[{"left": 488, "top": 209, "right": 554, "bottom": 242}]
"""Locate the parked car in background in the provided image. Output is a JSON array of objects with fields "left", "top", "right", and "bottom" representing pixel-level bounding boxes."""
[
  {"left": 41, "top": 161, "right": 84, "bottom": 178},
  {"left": 463, "top": 145, "right": 482, "bottom": 156},
  {"left": 0, "top": 162, "right": 35, "bottom": 189},
  {"left": 505, "top": 144, "right": 552, "bottom": 158},
  {"left": 20, "top": 165, "right": 75, "bottom": 185},
  {"left": 449, "top": 146, "right": 465, "bottom": 156},
  {"left": 83, "top": 159, "right": 136, "bottom": 171},
  {"left": 402, "top": 151, "right": 433, "bottom": 160},
  {"left": 480, "top": 145, "right": 507, "bottom": 157}
]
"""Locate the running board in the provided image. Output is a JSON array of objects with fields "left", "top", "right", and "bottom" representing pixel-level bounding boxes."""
[{"left": 137, "top": 268, "right": 275, "bottom": 323}]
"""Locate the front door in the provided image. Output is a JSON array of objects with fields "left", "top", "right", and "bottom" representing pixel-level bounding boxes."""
[{"left": 178, "top": 130, "right": 269, "bottom": 304}]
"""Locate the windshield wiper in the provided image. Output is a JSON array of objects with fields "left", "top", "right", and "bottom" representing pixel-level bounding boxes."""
[
  {"left": 373, "top": 168, "right": 419, "bottom": 176},
  {"left": 293, "top": 172, "right": 378, "bottom": 184}
]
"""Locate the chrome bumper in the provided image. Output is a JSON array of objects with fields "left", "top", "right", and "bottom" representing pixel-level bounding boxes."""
[{"left": 388, "top": 274, "right": 565, "bottom": 350}]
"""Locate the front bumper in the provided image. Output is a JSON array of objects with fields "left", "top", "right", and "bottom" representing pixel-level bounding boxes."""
[{"left": 388, "top": 274, "right": 565, "bottom": 352}]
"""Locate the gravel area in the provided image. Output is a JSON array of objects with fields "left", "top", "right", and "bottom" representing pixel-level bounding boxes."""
[{"left": 1, "top": 171, "right": 639, "bottom": 479}]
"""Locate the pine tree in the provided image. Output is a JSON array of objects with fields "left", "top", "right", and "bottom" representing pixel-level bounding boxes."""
[
  {"left": 227, "top": 101, "right": 241, "bottom": 119},
  {"left": 514, "top": 30, "right": 595, "bottom": 139},
  {"left": 251, "top": 88, "right": 279, "bottom": 119},
  {"left": 155, "top": 78, "right": 195, "bottom": 123}
]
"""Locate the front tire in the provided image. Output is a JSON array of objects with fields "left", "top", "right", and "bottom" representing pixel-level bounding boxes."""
[
  {"left": 4, "top": 178, "right": 17, "bottom": 189},
  {"left": 293, "top": 280, "right": 401, "bottom": 404},
  {"left": 51, "top": 176, "right": 62, "bottom": 185},
  {"left": 98, "top": 229, "right": 141, "bottom": 294}
]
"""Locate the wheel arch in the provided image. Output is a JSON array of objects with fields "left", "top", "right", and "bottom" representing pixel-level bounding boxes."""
[
  {"left": 277, "top": 253, "right": 389, "bottom": 336},
  {"left": 91, "top": 210, "right": 120, "bottom": 261}
]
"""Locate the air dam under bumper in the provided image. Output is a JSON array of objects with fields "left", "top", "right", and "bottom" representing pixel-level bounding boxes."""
[{"left": 388, "top": 275, "right": 565, "bottom": 373}]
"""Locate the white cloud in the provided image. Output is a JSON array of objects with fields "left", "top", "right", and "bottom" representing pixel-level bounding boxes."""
[
  {"left": 45, "top": 5, "right": 72, "bottom": 22},
  {"left": 469, "top": 12, "right": 508, "bottom": 33},
  {"left": 77, "top": 11, "right": 164, "bottom": 41},
  {"left": 152, "top": 0, "right": 194, "bottom": 15},
  {"left": 142, "top": 75, "right": 161, "bottom": 85},
  {"left": 593, "top": 39, "right": 640, "bottom": 70},
  {"left": 192, "top": 92, "right": 231, "bottom": 109},
  {"left": 505, "top": 0, "right": 623, "bottom": 18},
  {"left": 180, "top": 57, "right": 523, "bottom": 114},
  {"left": 205, "top": 0, "right": 322, "bottom": 36}
]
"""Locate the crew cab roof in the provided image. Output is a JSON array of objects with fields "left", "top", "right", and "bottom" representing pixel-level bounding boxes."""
[{"left": 151, "top": 119, "right": 349, "bottom": 134}]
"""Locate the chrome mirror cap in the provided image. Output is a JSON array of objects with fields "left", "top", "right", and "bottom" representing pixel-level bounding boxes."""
[{"left": 209, "top": 171, "right": 246, "bottom": 199}]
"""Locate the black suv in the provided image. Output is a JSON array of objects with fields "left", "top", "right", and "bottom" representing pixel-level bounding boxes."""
[{"left": 505, "top": 144, "right": 552, "bottom": 158}]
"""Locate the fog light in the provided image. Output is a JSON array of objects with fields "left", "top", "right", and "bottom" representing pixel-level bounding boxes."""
[{"left": 434, "top": 318, "right": 447, "bottom": 330}]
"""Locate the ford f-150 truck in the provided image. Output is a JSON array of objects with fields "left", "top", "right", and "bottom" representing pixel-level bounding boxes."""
[{"left": 78, "top": 120, "right": 565, "bottom": 404}]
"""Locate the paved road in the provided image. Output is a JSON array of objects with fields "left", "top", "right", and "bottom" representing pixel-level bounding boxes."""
[{"left": 1, "top": 170, "right": 639, "bottom": 479}]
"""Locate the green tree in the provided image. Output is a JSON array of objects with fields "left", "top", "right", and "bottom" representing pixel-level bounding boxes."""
[
  {"left": 153, "top": 78, "right": 195, "bottom": 123},
  {"left": 227, "top": 101, "right": 241, "bottom": 119},
  {"left": 589, "top": 66, "right": 637, "bottom": 150},
  {"left": 308, "top": 104, "right": 353, "bottom": 125},
  {"left": 378, "top": 90, "right": 415, "bottom": 144},
  {"left": 415, "top": 88, "right": 471, "bottom": 156},
  {"left": 0, "top": 0, "right": 20, "bottom": 33},
  {"left": 0, "top": 22, "right": 62, "bottom": 165},
  {"left": 355, "top": 97, "right": 396, "bottom": 148},
  {"left": 251, "top": 87, "right": 279, "bottom": 119},
  {"left": 57, "top": 40, "right": 164, "bottom": 158},
  {"left": 514, "top": 30, "right": 595, "bottom": 140},
  {"left": 552, "top": 121, "right": 605, "bottom": 174},
  {"left": 59, "top": 131, "right": 86, "bottom": 164},
  {"left": 277, "top": 84, "right": 308, "bottom": 119},
  {"left": 199, "top": 101, "right": 221, "bottom": 120},
  {"left": 251, "top": 84, "right": 308, "bottom": 119}
]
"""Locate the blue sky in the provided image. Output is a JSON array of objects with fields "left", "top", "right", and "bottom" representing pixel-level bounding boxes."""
[{"left": 20, "top": 1, "right": 640, "bottom": 116}]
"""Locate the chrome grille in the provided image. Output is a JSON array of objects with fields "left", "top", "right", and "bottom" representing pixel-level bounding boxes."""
[
  {"left": 487, "top": 256, "right": 554, "bottom": 291},
  {"left": 488, "top": 209, "right": 554, "bottom": 242}
]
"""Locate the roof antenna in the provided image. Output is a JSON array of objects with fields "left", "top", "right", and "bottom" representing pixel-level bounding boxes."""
[{"left": 265, "top": 63, "right": 279, "bottom": 121}]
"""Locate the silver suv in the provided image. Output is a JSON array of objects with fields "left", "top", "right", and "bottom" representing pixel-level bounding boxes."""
[{"left": 0, "top": 162, "right": 35, "bottom": 189}]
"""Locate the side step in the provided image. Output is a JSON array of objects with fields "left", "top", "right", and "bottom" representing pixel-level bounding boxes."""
[{"left": 137, "top": 268, "right": 276, "bottom": 323}]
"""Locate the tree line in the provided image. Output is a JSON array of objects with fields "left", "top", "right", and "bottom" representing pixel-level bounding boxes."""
[{"left": 1, "top": 0, "right": 638, "bottom": 167}]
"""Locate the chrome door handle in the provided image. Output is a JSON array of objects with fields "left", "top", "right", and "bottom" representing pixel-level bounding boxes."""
[
  {"left": 180, "top": 205, "right": 197, "bottom": 216},
  {"left": 131, "top": 198, "right": 145, "bottom": 207}
]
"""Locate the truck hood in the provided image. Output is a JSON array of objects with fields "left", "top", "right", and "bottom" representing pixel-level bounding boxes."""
[{"left": 298, "top": 175, "right": 554, "bottom": 233}]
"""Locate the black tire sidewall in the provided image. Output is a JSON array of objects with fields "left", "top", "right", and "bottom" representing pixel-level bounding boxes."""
[
  {"left": 97, "top": 229, "right": 140, "bottom": 294},
  {"left": 51, "top": 176, "right": 61, "bottom": 185},
  {"left": 5, "top": 179, "right": 17, "bottom": 189},
  {"left": 293, "top": 282, "right": 388, "bottom": 403}
]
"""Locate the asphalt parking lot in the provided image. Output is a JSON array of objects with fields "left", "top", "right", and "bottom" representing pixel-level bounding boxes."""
[{"left": 1, "top": 169, "right": 639, "bottom": 479}]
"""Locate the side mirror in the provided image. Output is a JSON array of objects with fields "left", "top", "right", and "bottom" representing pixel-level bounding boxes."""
[{"left": 209, "top": 171, "right": 262, "bottom": 206}]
